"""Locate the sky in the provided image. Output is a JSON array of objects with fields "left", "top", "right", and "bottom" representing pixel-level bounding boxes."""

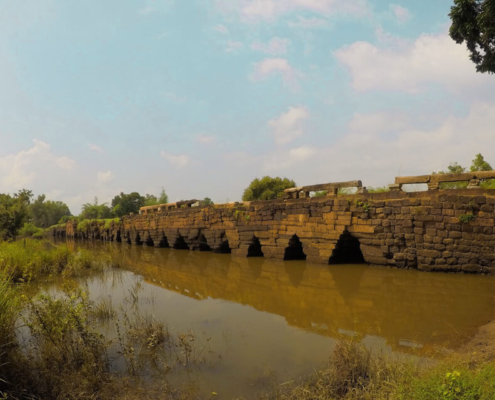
[{"left": 0, "top": 0, "right": 494, "bottom": 213}]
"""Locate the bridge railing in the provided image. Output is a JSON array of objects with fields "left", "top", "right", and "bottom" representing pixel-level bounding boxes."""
[
  {"left": 283, "top": 180, "right": 364, "bottom": 199},
  {"left": 140, "top": 199, "right": 200, "bottom": 215},
  {"left": 390, "top": 171, "right": 495, "bottom": 191}
]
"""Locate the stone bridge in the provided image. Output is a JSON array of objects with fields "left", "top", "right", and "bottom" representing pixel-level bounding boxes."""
[{"left": 50, "top": 172, "right": 495, "bottom": 273}]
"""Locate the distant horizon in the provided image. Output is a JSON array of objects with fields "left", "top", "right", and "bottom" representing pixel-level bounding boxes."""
[{"left": 1, "top": 0, "right": 494, "bottom": 214}]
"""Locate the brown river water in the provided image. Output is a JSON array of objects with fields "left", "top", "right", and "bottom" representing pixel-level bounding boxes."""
[{"left": 46, "top": 242, "right": 495, "bottom": 398}]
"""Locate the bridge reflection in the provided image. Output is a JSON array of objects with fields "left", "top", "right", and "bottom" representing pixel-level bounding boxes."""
[{"left": 87, "top": 242, "right": 495, "bottom": 354}]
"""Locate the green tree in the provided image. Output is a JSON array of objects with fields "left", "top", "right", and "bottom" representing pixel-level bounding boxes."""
[
  {"left": 202, "top": 197, "right": 214, "bottom": 206},
  {"left": 0, "top": 189, "right": 32, "bottom": 239},
  {"left": 449, "top": 0, "right": 495, "bottom": 74},
  {"left": 470, "top": 153, "right": 492, "bottom": 171},
  {"left": 144, "top": 188, "right": 169, "bottom": 207},
  {"left": 30, "top": 195, "right": 71, "bottom": 228},
  {"left": 111, "top": 192, "right": 145, "bottom": 217},
  {"left": 80, "top": 198, "right": 113, "bottom": 220},
  {"left": 242, "top": 176, "right": 296, "bottom": 201}
]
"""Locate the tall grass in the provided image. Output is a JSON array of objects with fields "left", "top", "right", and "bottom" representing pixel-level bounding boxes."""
[
  {"left": 0, "top": 239, "right": 107, "bottom": 282},
  {"left": 260, "top": 338, "right": 495, "bottom": 400}
]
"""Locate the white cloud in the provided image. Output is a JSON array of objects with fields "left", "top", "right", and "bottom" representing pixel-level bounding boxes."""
[
  {"left": 251, "top": 37, "right": 291, "bottom": 55},
  {"left": 268, "top": 106, "right": 309, "bottom": 145},
  {"left": 160, "top": 151, "right": 190, "bottom": 168},
  {"left": 214, "top": 24, "right": 229, "bottom": 34},
  {"left": 0, "top": 139, "right": 75, "bottom": 190},
  {"left": 390, "top": 4, "right": 412, "bottom": 24},
  {"left": 287, "top": 16, "right": 329, "bottom": 28},
  {"left": 88, "top": 143, "right": 103, "bottom": 153},
  {"left": 289, "top": 146, "right": 315, "bottom": 160},
  {"left": 250, "top": 58, "right": 303, "bottom": 88},
  {"left": 215, "top": 0, "right": 371, "bottom": 22},
  {"left": 97, "top": 170, "right": 115, "bottom": 184},
  {"left": 225, "top": 40, "right": 243, "bottom": 53},
  {"left": 196, "top": 135, "right": 216, "bottom": 144},
  {"left": 334, "top": 32, "right": 495, "bottom": 94}
]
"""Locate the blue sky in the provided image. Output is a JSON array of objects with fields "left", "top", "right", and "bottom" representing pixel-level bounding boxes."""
[{"left": 1, "top": 0, "right": 494, "bottom": 213}]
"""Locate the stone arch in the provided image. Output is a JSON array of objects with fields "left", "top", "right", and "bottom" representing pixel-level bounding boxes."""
[
  {"left": 247, "top": 236, "right": 264, "bottom": 257},
  {"left": 173, "top": 235, "right": 190, "bottom": 250},
  {"left": 157, "top": 233, "right": 170, "bottom": 248},
  {"left": 134, "top": 232, "right": 143, "bottom": 245},
  {"left": 198, "top": 234, "right": 212, "bottom": 251},
  {"left": 116, "top": 230, "right": 122, "bottom": 243},
  {"left": 329, "top": 231, "right": 365, "bottom": 264},
  {"left": 284, "top": 235, "right": 307, "bottom": 261},
  {"left": 144, "top": 233, "right": 154, "bottom": 247},
  {"left": 214, "top": 234, "right": 232, "bottom": 254}
]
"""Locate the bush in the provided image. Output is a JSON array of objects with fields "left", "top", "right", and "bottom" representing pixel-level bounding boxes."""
[
  {"left": 242, "top": 176, "right": 296, "bottom": 201},
  {"left": 18, "top": 222, "right": 44, "bottom": 238}
]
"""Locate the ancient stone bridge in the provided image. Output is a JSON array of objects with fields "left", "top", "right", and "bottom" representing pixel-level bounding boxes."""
[{"left": 51, "top": 172, "right": 495, "bottom": 273}]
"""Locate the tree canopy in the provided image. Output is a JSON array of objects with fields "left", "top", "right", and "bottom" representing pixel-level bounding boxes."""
[
  {"left": 0, "top": 189, "right": 32, "bottom": 239},
  {"left": 144, "top": 189, "right": 169, "bottom": 207},
  {"left": 30, "top": 195, "right": 71, "bottom": 228},
  {"left": 111, "top": 192, "right": 146, "bottom": 217},
  {"left": 242, "top": 176, "right": 296, "bottom": 201},
  {"left": 449, "top": 0, "right": 495, "bottom": 74},
  {"left": 80, "top": 198, "right": 113, "bottom": 220},
  {"left": 433, "top": 153, "right": 494, "bottom": 188}
]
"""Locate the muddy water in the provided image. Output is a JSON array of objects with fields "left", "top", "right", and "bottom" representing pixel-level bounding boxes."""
[{"left": 67, "top": 242, "right": 495, "bottom": 398}]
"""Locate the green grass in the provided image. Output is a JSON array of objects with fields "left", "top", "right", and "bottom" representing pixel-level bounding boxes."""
[{"left": 260, "top": 339, "right": 495, "bottom": 400}]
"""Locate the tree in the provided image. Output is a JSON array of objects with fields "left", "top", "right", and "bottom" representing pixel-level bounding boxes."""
[
  {"left": 202, "top": 197, "right": 214, "bottom": 206},
  {"left": 144, "top": 188, "right": 169, "bottom": 206},
  {"left": 30, "top": 194, "right": 71, "bottom": 227},
  {"left": 242, "top": 176, "right": 296, "bottom": 201},
  {"left": 433, "top": 153, "right": 493, "bottom": 188},
  {"left": 470, "top": 153, "right": 492, "bottom": 171},
  {"left": 449, "top": 0, "right": 495, "bottom": 74},
  {"left": 111, "top": 192, "right": 145, "bottom": 217},
  {"left": 0, "top": 189, "right": 32, "bottom": 239},
  {"left": 80, "top": 198, "right": 113, "bottom": 220}
]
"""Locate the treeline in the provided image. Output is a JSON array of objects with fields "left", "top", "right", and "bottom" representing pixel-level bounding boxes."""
[{"left": 0, "top": 189, "right": 174, "bottom": 240}]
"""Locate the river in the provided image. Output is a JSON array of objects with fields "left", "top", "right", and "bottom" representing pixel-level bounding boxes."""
[{"left": 46, "top": 241, "right": 495, "bottom": 398}]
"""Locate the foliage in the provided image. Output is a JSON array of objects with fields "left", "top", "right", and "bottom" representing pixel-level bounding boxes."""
[
  {"left": 368, "top": 186, "right": 390, "bottom": 193},
  {"left": 144, "top": 189, "right": 169, "bottom": 207},
  {"left": 459, "top": 214, "right": 477, "bottom": 223},
  {"left": 0, "top": 189, "right": 32, "bottom": 240},
  {"left": 313, "top": 191, "right": 327, "bottom": 197},
  {"left": 111, "top": 192, "right": 146, "bottom": 217},
  {"left": 354, "top": 199, "right": 371, "bottom": 213},
  {"left": 242, "top": 176, "right": 296, "bottom": 201},
  {"left": 30, "top": 194, "right": 71, "bottom": 228},
  {"left": 80, "top": 198, "right": 113, "bottom": 220},
  {"left": 470, "top": 153, "right": 492, "bottom": 171},
  {"left": 433, "top": 153, "right": 493, "bottom": 189},
  {"left": 202, "top": 197, "right": 214, "bottom": 206},
  {"left": 450, "top": 0, "right": 495, "bottom": 74},
  {"left": 58, "top": 215, "right": 73, "bottom": 224},
  {"left": 18, "top": 222, "right": 44, "bottom": 238}
]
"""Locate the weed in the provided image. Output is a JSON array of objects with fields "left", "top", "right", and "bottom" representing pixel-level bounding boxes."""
[
  {"left": 354, "top": 199, "right": 371, "bottom": 213},
  {"left": 459, "top": 214, "right": 476, "bottom": 224}
]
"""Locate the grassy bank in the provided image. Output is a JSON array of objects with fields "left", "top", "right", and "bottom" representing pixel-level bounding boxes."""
[
  {"left": 0, "top": 240, "right": 195, "bottom": 399},
  {"left": 258, "top": 339, "right": 495, "bottom": 400}
]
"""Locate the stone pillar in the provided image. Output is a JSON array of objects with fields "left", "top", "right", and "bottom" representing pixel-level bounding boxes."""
[
  {"left": 427, "top": 182, "right": 439, "bottom": 190},
  {"left": 388, "top": 184, "right": 401, "bottom": 191}
]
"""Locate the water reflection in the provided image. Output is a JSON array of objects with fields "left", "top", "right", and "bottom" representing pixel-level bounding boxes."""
[
  {"left": 54, "top": 241, "right": 495, "bottom": 398},
  {"left": 77, "top": 242, "right": 495, "bottom": 355}
]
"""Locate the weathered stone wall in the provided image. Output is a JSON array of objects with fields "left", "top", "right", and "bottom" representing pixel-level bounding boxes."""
[{"left": 48, "top": 189, "right": 495, "bottom": 273}]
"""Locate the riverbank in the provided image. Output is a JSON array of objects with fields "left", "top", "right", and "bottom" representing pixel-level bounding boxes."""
[{"left": 1, "top": 240, "right": 495, "bottom": 399}]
